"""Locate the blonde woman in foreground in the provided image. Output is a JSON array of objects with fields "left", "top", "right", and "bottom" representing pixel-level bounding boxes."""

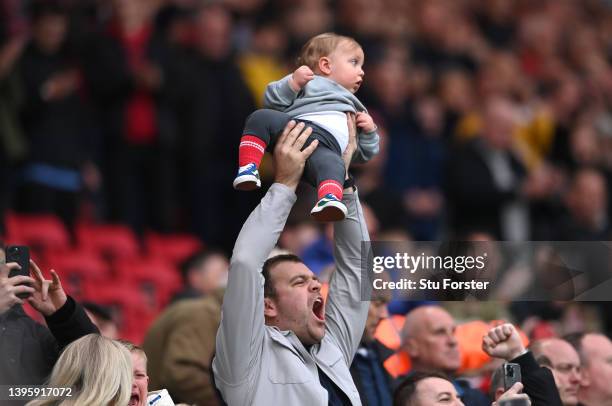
[{"left": 27, "top": 334, "right": 132, "bottom": 406}]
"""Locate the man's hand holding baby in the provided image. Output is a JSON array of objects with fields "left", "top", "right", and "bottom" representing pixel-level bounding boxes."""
[{"left": 289, "top": 65, "right": 315, "bottom": 92}]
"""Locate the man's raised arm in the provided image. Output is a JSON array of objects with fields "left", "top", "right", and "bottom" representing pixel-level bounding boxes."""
[
  {"left": 214, "top": 121, "right": 318, "bottom": 387},
  {"left": 324, "top": 113, "right": 372, "bottom": 364}
]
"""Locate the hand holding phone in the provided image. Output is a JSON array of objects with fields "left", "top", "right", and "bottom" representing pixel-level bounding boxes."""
[
  {"left": 499, "top": 398, "right": 530, "bottom": 406},
  {"left": 494, "top": 381, "right": 531, "bottom": 406},
  {"left": 0, "top": 262, "right": 36, "bottom": 313},
  {"left": 503, "top": 363, "right": 522, "bottom": 391},
  {"left": 5, "top": 246, "right": 31, "bottom": 299}
]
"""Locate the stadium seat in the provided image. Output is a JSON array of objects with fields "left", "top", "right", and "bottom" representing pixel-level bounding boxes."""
[
  {"left": 4, "top": 212, "right": 71, "bottom": 259},
  {"left": 47, "top": 250, "right": 111, "bottom": 300},
  {"left": 114, "top": 258, "right": 182, "bottom": 310},
  {"left": 76, "top": 223, "right": 140, "bottom": 262},
  {"left": 85, "top": 282, "right": 156, "bottom": 344},
  {"left": 144, "top": 232, "right": 203, "bottom": 265}
]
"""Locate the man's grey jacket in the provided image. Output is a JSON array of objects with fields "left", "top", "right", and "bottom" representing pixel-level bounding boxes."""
[{"left": 213, "top": 183, "right": 371, "bottom": 405}]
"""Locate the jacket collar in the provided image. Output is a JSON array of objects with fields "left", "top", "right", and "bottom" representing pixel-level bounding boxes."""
[
  {"left": 266, "top": 327, "right": 343, "bottom": 367},
  {"left": 267, "top": 326, "right": 309, "bottom": 361}
]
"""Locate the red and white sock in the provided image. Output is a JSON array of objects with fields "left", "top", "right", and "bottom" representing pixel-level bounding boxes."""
[
  {"left": 238, "top": 135, "right": 266, "bottom": 167},
  {"left": 318, "top": 180, "right": 343, "bottom": 201}
]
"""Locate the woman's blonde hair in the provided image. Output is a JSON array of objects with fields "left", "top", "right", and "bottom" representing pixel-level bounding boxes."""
[
  {"left": 297, "top": 32, "right": 361, "bottom": 72},
  {"left": 27, "top": 334, "right": 132, "bottom": 406}
]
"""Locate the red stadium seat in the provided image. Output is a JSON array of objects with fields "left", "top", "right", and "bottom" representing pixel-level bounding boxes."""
[
  {"left": 76, "top": 223, "right": 140, "bottom": 262},
  {"left": 115, "top": 258, "right": 182, "bottom": 310},
  {"left": 47, "top": 250, "right": 111, "bottom": 300},
  {"left": 84, "top": 282, "right": 156, "bottom": 344},
  {"left": 144, "top": 232, "right": 203, "bottom": 265},
  {"left": 5, "top": 212, "right": 71, "bottom": 259}
]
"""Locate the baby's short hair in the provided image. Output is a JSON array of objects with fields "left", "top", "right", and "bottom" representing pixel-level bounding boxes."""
[
  {"left": 297, "top": 32, "right": 361, "bottom": 71},
  {"left": 118, "top": 339, "right": 148, "bottom": 364}
]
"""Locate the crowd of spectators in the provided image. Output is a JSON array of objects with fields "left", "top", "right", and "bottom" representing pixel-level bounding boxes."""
[
  {"left": 2, "top": 0, "right": 612, "bottom": 405},
  {"left": 1, "top": 0, "right": 611, "bottom": 248}
]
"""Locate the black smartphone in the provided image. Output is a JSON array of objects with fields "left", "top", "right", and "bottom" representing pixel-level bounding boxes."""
[
  {"left": 6, "top": 245, "right": 31, "bottom": 299},
  {"left": 503, "top": 362, "right": 522, "bottom": 391}
]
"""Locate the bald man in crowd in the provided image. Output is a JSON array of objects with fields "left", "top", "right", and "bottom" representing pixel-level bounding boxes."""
[
  {"left": 529, "top": 338, "right": 581, "bottom": 406},
  {"left": 399, "top": 305, "right": 490, "bottom": 406},
  {"left": 565, "top": 332, "right": 612, "bottom": 406}
]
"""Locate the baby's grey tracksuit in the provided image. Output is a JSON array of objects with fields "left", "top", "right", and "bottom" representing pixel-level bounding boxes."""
[{"left": 242, "top": 75, "right": 380, "bottom": 189}]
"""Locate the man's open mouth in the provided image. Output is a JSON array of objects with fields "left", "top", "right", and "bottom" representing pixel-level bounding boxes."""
[{"left": 312, "top": 297, "right": 325, "bottom": 321}]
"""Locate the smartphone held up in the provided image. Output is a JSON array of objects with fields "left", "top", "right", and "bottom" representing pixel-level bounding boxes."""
[{"left": 6, "top": 245, "right": 32, "bottom": 299}]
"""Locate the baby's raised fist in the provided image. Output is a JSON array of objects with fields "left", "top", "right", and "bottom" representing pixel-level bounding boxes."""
[{"left": 290, "top": 65, "right": 315, "bottom": 92}]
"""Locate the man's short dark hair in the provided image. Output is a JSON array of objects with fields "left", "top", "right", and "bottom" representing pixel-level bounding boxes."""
[
  {"left": 528, "top": 340, "right": 552, "bottom": 368},
  {"left": 393, "top": 371, "right": 453, "bottom": 406},
  {"left": 179, "top": 249, "right": 226, "bottom": 283},
  {"left": 262, "top": 254, "right": 303, "bottom": 298},
  {"left": 564, "top": 332, "right": 587, "bottom": 364},
  {"left": 489, "top": 365, "right": 505, "bottom": 398}
]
